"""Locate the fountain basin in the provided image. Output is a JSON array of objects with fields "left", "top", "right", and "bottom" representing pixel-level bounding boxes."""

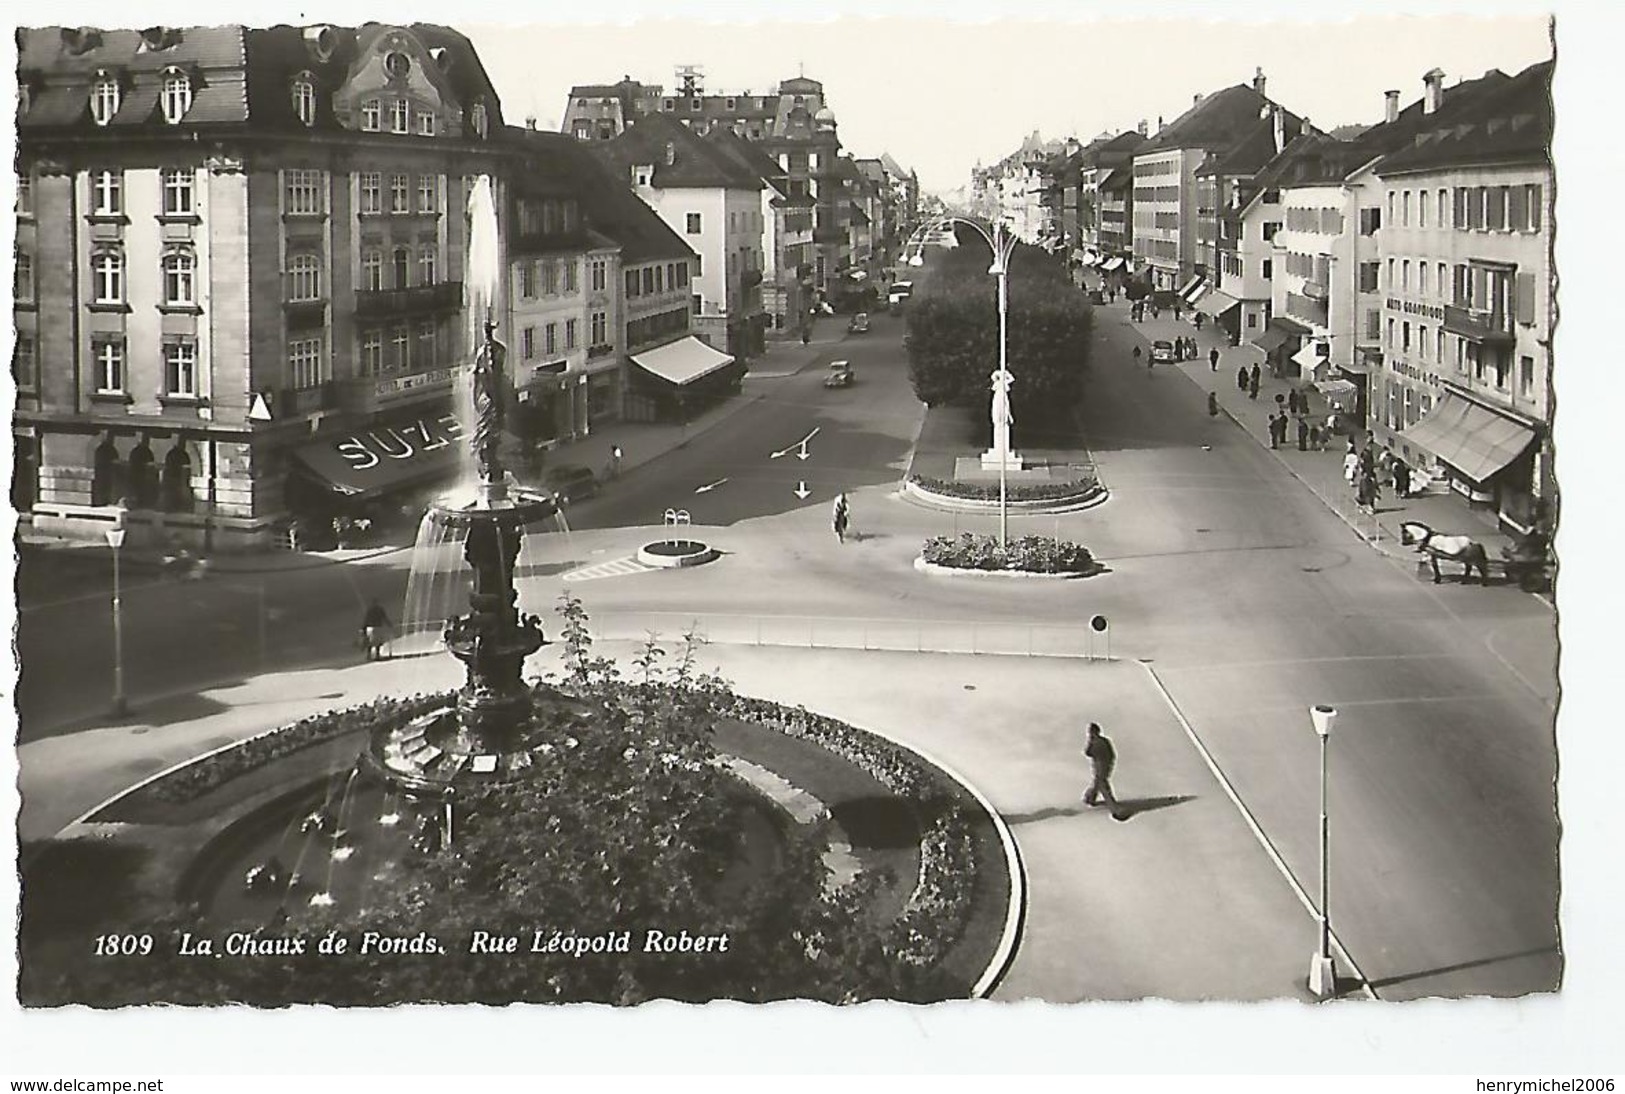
[{"left": 637, "top": 539, "right": 717, "bottom": 568}]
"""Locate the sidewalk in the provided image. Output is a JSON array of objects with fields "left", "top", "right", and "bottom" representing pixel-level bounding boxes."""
[{"left": 1108, "top": 297, "right": 1521, "bottom": 567}]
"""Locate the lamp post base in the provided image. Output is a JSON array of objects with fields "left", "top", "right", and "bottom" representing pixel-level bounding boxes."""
[{"left": 1307, "top": 952, "right": 1338, "bottom": 999}]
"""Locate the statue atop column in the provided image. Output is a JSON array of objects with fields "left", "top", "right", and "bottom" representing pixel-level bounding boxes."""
[{"left": 470, "top": 319, "right": 506, "bottom": 485}]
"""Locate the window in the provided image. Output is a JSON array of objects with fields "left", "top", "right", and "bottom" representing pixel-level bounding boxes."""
[
  {"left": 384, "top": 52, "right": 411, "bottom": 79},
  {"left": 390, "top": 98, "right": 410, "bottom": 134},
  {"left": 1419, "top": 263, "right": 1429, "bottom": 296},
  {"left": 289, "top": 338, "right": 324, "bottom": 389},
  {"left": 1520, "top": 355, "right": 1535, "bottom": 396},
  {"left": 292, "top": 75, "right": 316, "bottom": 126},
  {"left": 1488, "top": 185, "right": 1508, "bottom": 231},
  {"left": 655, "top": 265, "right": 664, "bottom": 293},
  {"left": 285, "top": 170, "right": 324, "bottom": 216},
  {"left": 418, "top": 246, "right": 436, "bottom": 285},
  {"left": 390, "top": 174, "right": 410, "bottom": 214},
  {"left": 1387, "top": 191, "right": 1395, "bottom": 224},
  {"left": 92, "top": 249, "right": 124, "bottom": 304},
  {"left": 362, "top": 249, "right": 383, "bottom": 291},
  {"left": 686, "top": 212, "right": 702, "bottom": 234},
  {"left": 392, "top": 247, "right": 410, "bottom": 289},
  {"left": 16, "top": 172, "right": 31, "bottom": 215},
  {"left": 14, "top": 251, "right": 34, "bottom": 301},
  {"left": 1418, "top": 325, "right": 1428, "bottom": 360},
  {"left": 1358, "top": 261, "right": 1379, "bottom": 293},
  {"left": 162, "top": 249, "right": 197, "bottom": 305},
  {"left": 94, "top": 339, "right": 125, "bottom": 392},
  {"left": 564, "top": 261, "right": 578, "bottom": 293},
  {"left": 1418, "top": 192, "right": 1427, "bottom": 228},
  {"left": 1437, "top": 328, "right": 1445, "bottom": 363},
  {"left": 543, "top": 261, "right": 559, "bottom": 296},
  {"left": 1401, "top": 260, "right": 1410, "bottom": 292},
  {"left": 1438, "top": 263, "right": 1447, "bottom": 296},
  {"left": 163, "top": 340, "right": 197, "bottom": 396},
  {"left": 642, "top": 268, "right": 654, "bottom": 295},
  {"left": 676, "top": 262, "right": 690, "bottom": 287},
  {"left": 625, "top": 269, "right": 639, "bottom": 298},
  {"left": 1261, "top": 259, "right": 1271, "bottom": 280},
  {"left": 1402, "top": 190, "right": 1411, "bottom": 226},
  {"left": 522, "top": 326, "right": 535, "bottom": 360},
  {"left": 565, "top": 318, "right": 578, "bottom": 349},
  {"left": 362, "top": 100, "right": 382, "bottom": 131},
  {"left": 1387, "top": 258, "right": 1395, "bottom": 291},
  {"left": 590, "top": 259, "right": 606, "bottom": 292},
  {"left": 545, "top": 323, "right": 557, "bottom": 355},
  {"left": 160, "top": 69, "right": 192, "bottom": 124},
  {"left": 1438, "top": 190, "right": 1448, "bottom": 227},
  {"left": 161, "top": 169, "right": 194, "bottom": 215},
  {"left": 1387, "top": 318, "right": 1395, "bottom": 349},
  {"left": 1402, "top": 321, "right": 1411, "bottom": 353},
  {"left": 360, "top": 330, "right": 383, "bottom": 375},
  {"left": 521, "top": 262, "right": 536, "bottom": 298},
  {"left": 666, "top": 262, "right": 676, "bottom": 289},
  {"left": 92, "top": 170, "right": 122, "bottom": 216},
  {"left": 590, "top": 310, "right": 607, "bottom": 345},
  {"left": 392, "top": 325, "right": 410, "bottom": 371},
  {"left": 416, "top": 321, "right": 436, "bottom": 367},
  {"left": 288, "top": 254, "right": 320, "bottom": 302},
  {"left": 91, "top": 73, "right": 121, "bottom": 126},
  {"left": 417, "top": 111, "right": 436, "bottom": 137},
  {"left": 13, "top": 334, "right": 36, "bottom": 389},
  {"left": 418, "top": 174, "right": 438, "bottom": 213},
  {"left": 359, "top": 172, "right": 382, "bottom": 215},
  {"left": 470, "top": 102, "right": 488, "bottom": 138}
]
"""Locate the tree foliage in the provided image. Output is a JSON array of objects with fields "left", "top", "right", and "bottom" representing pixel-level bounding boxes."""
[{"left": 904, "top": 238, "right": 1093, "bottom": 432}]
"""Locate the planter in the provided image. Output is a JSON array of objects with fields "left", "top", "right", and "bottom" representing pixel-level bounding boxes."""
[
  {"left": 913, "top": 556, "right": 1095, "bottom": 579},
  {"left": 636, "top": 539, "right": 717, "bottom": 568}
]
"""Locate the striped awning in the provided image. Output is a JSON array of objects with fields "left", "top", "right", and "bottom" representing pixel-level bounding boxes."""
[
  {"left": 1178, "top": 274, "right": 1206, "bottom": 302},
  {"left": 1399, "top": 392, "right": 1537, "bottom": 484},
  {"left": 1195, "top": 289, "right": 1239, "bottom": 317}
]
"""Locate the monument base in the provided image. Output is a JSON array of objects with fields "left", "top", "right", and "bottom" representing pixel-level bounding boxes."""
[{"left": 980, "top": 449, "right": 1026, "bottom": 472}]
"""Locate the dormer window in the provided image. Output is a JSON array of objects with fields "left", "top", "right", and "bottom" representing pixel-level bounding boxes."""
[
  {"left": 634, "top": 167, "right": 652, "bottom": 187},
  {"left": 291, "top": 74, "right": 316, "bottom": 127},
  {"left": 161, "top": 69, "right": 192, "bottom": 124},
  {"left": 390, "top": 98, "right": 410, "bottom": 134},
  {"left": 470, "top": 101, "right": 488, "bottom": 138},
  {"left": 417, "top": 111, "right": 436, "bottom": 136},
  {"left": 384, "top": 51, "right": 411, "bottom": 80},
  {"left": 91, "top": 72, "right": 120, "bottom": 126},
  {"left": 665, "top": 142, "right": 676, "bottom": 166},
  {"left": 361, "top": 99, "right": 381, "bottom": 132}
]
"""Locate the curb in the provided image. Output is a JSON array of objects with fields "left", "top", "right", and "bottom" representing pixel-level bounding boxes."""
[
  {"left": 912, "top": 556, "right": 1095, "bottom": 580},
  {"left": 900, "top": 477, "right": 1109, "bottom": 514}
]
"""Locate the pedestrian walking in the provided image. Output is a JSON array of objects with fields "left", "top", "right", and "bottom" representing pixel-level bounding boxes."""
[
  {"left": 361, "top": 599, "right": 393, "bottom": 662},
  {"left": 1081, "top": 722, "right": 1123, "bottom": 817},
  {"left": 1343, "top": 441, "right": 1360, "bottom": 486},
  {"left": 1208, "top": 391, "right": 1219, "bottom": 418},
  {"left": 1308, "top": 422, "right": 1322, "bottom": 451},
  {"left": 1210, "top": 347, "right": 1221, "bottom": 372},
  {"left": 1393, "top": 456, "right": 1412, "bottom": 498},
  {"left": 1267, "top": 413, "right": 1280, "bottom": 448},
  {"left": 1248, "top": 369, "right": 1260, "bottom": 401},
  {"left": 1297, "top": 415, "right": 1309, "bottom": 451},
  {"left": 831, "top": 490, "right": 851, "bottom": 544},
  {"left": 1195, "top": 313, "right": 1205, "bottom": 332},
  {"left": 1133, "top": 345, "right": 1143, "bottom": 368},
  {"left": 1237, "top": 365, "right": 1249, "bottom": 392}
]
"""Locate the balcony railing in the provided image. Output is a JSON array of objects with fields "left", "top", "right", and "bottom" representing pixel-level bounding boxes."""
[
  {"left": 1303, "top": 280, "right": 1328, "bottom": 301},
  {"left": 278, "top": 382, "right": 338, "bottom": 417},
  {"left": 354, "top": 281, "right": 463, "bottom": 320},
  {"left": 1443, "top": 303, "right": 1514, "bottom": 345}
]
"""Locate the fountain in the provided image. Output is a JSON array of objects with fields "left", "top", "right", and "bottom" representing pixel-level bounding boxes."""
[{"left": 361, "top": 176, "right": 594, "bottom": 810}]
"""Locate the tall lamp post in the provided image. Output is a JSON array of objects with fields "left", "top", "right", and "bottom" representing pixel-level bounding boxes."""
[
  {"left": 106, "top": 524, "right": 128, "bottom": 716},
  {"left": 1308, "top": 703, "right": 1339, "bottom": 998},
  {"left": 913, "top": 214, "right": 1023, "bottom": 547}
]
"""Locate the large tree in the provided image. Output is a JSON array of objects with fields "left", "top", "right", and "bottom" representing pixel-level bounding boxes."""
[{"left": 904, "top": 237, "right": 1093, "bottom": 435}]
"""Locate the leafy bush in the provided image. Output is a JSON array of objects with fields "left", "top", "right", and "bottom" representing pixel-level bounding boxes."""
[
  {"left": 909, "top": 473, "right": 1101, "bottom": 503},
  {"left": 921, "top": 532, "right": 1095, "bottom": 573}
]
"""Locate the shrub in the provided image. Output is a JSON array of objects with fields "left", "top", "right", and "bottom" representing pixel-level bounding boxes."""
[
  {"left": 921, "top": 532, "right": 1095, "bottom": 574},
  {"left": 909, "top": 473, "right": 1101, "bottom": 503}
]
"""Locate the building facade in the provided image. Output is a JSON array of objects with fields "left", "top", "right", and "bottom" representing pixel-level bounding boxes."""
[{"left": 15, "top": 22, "right": 507, "bottom": 550}]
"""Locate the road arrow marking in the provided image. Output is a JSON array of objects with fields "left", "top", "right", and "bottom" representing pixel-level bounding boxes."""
[
  {"left": 771, "top": 426, "right": 822, "bottom": 461},
  {"left": 694, "top": 478, "right": 728, "bottom": 494},
  {"left": 794, "top": 481, "right": 810, "bottom": 499}
]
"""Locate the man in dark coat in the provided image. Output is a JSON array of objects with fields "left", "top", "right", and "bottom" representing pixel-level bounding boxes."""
[
  {"left": 1210, "top": 347, "right": 1221, "bottom": 372},
  {"left": 1237, "top": 365, "right": 1249, "bottom": 392},
  {"left": 1297, "top": 415, "right": 1310, "bottom": 451},
  {"left": 1248, "top": 365, "right": 1260, "bottom": 400},
  {"left": 1082, "top": 722, "right": 1120, "bottom": 813}
]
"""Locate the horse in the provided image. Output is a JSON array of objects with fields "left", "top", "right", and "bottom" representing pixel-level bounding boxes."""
[{"left": 1399, "top": 520, "right": 1490, "bottom": 585}]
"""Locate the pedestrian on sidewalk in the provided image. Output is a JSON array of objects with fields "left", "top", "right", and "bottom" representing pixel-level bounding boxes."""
[
  {"left": 1237, "top": 365, "right": 1249, "bottom": 392},
  {"left": 1296, "top": 415, "right": 1310, "bottom": 451},
  {"left": 1208, "top": 391, "right": 1219, "bottom": 418},
  {"left": 831, "top": 490, "right": 851, "bottom": 544},
  {"left": 1210, "top": 347, "right": 1221, "bottom": 372},
  {"left": 361, "top": 599, "right": 393, "bottom": 662},
  {"left": 1195, "top": 313, "right": 1205, "bottom": 332},
  {"left": 1309, "top": 422, "right": 1323, "bottom": 451},
  {"left": 1081, "top": 722, "right": 1123, "bottom": 817},
  {"left": 1393, "top": 456, "right": 1412, "bottom": 498},
  {"left": 1343, "top": 441, "right": 1360, "bottom": 486},
  {"left": 1267, "top": 413, "right": 1280, "bottom": 448},
  {"left": 1248, "top": 365, "right": 1260, "bottom": 400}
]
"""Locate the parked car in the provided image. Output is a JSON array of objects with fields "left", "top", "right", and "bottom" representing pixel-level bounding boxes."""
[
  {"left": 824, "top": 361, "right": 855, "bottom": 389},
  {"left": 1150, "top": 340, "right": 1176, "bottom": 364},
  {"left": 847, "top": 312, "right": 870, "bottom": 334},
  {"left": 888, "top": 281, "right": 913, "bottom": 314},
  {"left": 1087, "top": 289, "right": 1106, "bottom": 305},
  {"left": 543, "top": 464, "right": 599, "bottom": 503}
]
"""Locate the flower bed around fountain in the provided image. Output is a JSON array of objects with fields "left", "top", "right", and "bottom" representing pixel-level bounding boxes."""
[
  {"left": 20, "top": 598, "right": 1012, "bottom": 1006},
  {"left": 915, "top": 532, "right": 1101, "bottom": 577}
]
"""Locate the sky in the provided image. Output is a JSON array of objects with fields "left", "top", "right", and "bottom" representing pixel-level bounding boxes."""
[{"left": 463, "top": 12, "right": 1555, "bottom": 194}]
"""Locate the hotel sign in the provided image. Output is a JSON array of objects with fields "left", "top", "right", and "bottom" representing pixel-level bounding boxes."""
[{"left": 374, "top": 365, "right": 461, "bottom": 401}]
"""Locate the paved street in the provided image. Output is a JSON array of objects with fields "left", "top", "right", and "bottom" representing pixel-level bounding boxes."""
[{"left": 17, "top": 248, "right": 1559, "bottom": 1001}]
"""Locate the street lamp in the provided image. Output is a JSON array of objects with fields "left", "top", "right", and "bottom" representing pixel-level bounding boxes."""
[
  {"left": 1308, "top": 703, "right": 1339, "bottom": 998},
  {"left": 105, "top": 523, "right": 128, "bottom": 717},
  {"left": 920, "top": 214, "right": 1023, "bottom": 547}
]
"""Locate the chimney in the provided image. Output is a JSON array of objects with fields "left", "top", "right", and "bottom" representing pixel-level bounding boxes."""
[
  {"left": 1156, "top": 115, "right": 1164, "bottom": 134},
  {"left": 1136, "top": 118, "right": 1148, "bottom": 137},
  {"left": 1272, "top": 106, "right": 1284, "bottom": 155},
  {"left": 1423, "top": 68, "right": 1445, "bottom": 114},
  {"left": 525, "top": 115, "right": 537, "bottom": 130},
  {"left": 1193, "top": 92, "right": 1203, "bottom": 106},
  {"left": 1384, "top": 89, "right": 1401, "bottom": 124},
  {"left": 1252, "top": 66, "right": 1266, "bottom": 97}
]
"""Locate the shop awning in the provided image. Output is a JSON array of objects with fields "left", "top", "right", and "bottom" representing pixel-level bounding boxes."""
[
  {"left": 1100, "top": 257, "right": 1124, "bottom": 271},
  {"left": 1314, "top": 379, "right": 1359, "bottom": 407},
  {"left": 1270, "top": 316, "right": 1313, "bottom": 336},
  {"left": 1252, "top": 326, "right": 1292, "bottom": 353},
  {"left": 1178, "top": 274, "right": 1206, "bottom": 302},
  {"left": 1399, "top": 392, "right": 1537, "bottom": 484},
  {"left": 631, "top": 336, "right": 736, "bottom": 386},
  {"left": 291, "top": 408, "right": 465, "bottom": 499},
  {"left": 1195, "top": 289, "right": 1239, "bottom": 317}
]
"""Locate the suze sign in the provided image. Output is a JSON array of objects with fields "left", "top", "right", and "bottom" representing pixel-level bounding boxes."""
[{"left": 332, "top": 412, "right": 465, "bottom": 472}]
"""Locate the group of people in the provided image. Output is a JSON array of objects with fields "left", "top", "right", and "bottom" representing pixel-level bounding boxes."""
[
  {"left": 1343, "top": 440, "right": 1413, "bottom": 511},
  {"left": 1267, "top": 389, "right": 1335, "bottom": 452},
  {"left": 1236, "top": 362, "right": 1262, "bottom": 400}
]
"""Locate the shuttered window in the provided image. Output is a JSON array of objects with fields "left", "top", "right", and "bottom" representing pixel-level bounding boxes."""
[
  {"left": 1515, "top": 272, "right": 1537, "bottom": 325},
  {"left": 1454, "top": 187, "right": 1469, "bottom": 229},
  {"left": 1525, "top": 184, "right": 1542, "bottom": 232},
  {"left": 1487, "top": 186, "right": 1507, "bottom": 231}
]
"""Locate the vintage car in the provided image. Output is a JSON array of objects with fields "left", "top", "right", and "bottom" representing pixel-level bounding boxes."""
[
  {"left": 887, "top": 281, "right": 914, "bottom": 313},
  {"left": 1150, "top": 340, "right": 1177, "bottom": 364},
  {"left": 823, "top": 361, "right": 855, "bottom": 388},
  {"left": 543, "top": 464, "right": 600, "bottom": 503}
]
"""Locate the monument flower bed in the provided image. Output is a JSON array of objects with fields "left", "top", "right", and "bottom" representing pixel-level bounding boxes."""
[
  {"left": 921, "top": 532, "right": 1095, "bottom": 573},
  {"left": 909, "top": 473, "right": 1101, "bottom": 503}
]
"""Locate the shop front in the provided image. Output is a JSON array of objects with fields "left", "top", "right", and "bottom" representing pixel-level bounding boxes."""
[
  {"left": 628, "top": 337, "right": 742, "bottom": 423},
  {"left": 1195, "top": 287, "right": 1241, "bottom": 343},
  {"left": 1398, "top": 386, "right": 1541, "bottom": 529}
]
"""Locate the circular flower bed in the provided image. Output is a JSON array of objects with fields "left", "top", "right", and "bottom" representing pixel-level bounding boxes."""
[
  {"left": 921, "top": 532, "right": 1095, "bottom": 574},
  {"left": 909, "top": 473, "right": 1102, "bottom": 503}
]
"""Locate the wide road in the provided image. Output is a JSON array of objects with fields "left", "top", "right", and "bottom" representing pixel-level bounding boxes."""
[{"left": 16, "top": 245, "right": 1559, "bottom": 1000}]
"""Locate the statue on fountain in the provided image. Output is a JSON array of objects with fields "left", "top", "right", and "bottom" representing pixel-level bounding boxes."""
[{"left": 470, "top": 318, "right": 507, "bottom": 485}]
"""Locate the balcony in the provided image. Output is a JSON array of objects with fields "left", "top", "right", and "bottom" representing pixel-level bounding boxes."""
[
  {"left": 278, "top": 381, "right": 338, "bottom": 417},
  {"left": 812, "top": 226, "right": 845, "bottom": 245},
  {"left": 354, "top": 281, "right": 463, "bottom": 321},
  {"left": 1303, "top": 280, "right": 1328, "bottom": 301},
  {"left": 1443, "top": 303, "right": 1515, "bottom": 346}
]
